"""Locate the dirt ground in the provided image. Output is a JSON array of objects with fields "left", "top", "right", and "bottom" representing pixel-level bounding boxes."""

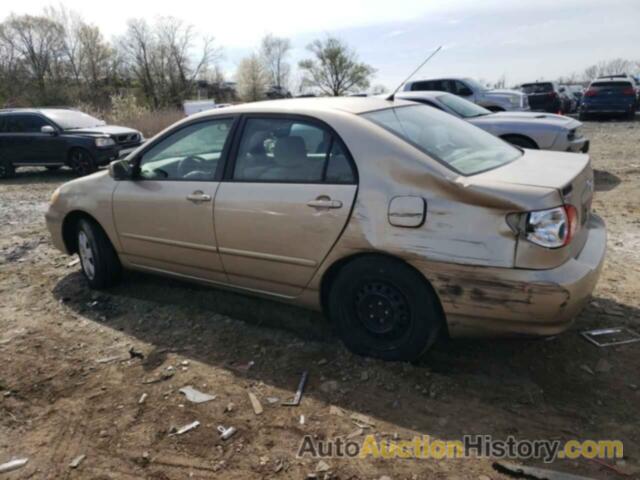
[{"left": 1, "top": 119, "right": 639, "bottom": 480}]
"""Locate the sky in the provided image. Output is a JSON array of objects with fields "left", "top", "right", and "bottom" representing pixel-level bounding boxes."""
[{"left": 2, "top": 0, "right": 639, "bottom": 90}]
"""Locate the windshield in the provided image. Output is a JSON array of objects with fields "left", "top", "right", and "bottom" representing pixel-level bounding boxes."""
[
  {"left": 42, "top": 110, "right": 105, "bottom": 129},
  {"left": 437, "top": 94, "right": 491, "bottom": 118},
  {"left": 463, "top": 78, "right": 487, "bottom": 92},
  {"left": 361, "top": 105, "right": 521, "bottom": 175}
]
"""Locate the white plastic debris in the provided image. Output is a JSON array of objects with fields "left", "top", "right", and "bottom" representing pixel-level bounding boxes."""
[
  {"left": 69, "top": 454, "right": 86, "bottom": 468},
  {"left": 170, "top": 420, "right": 200, "bottom": 436},
  {"left": 138, "top": 393, "right": 148, "bottom": 404},
  {"left": 179, "top": 386, "right": 216, "bottom": 404},
  {"left": 0, "top": 458, "right": 29, "bottom": 473}
]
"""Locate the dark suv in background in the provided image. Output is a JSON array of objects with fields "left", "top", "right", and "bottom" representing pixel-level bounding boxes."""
[
  {"left": 579, "top": 75, "right": 638, "bottom": 120},
  {"left": 520, "top": 82, "right": 573, "bottom": 114},
  {"left": 0, "top": 108, "right": 144, "bottom": 178}
]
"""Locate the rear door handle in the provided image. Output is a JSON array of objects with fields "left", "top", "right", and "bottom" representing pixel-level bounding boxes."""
[
  {"left": 186, "top": 191, "right": 212, "bottom": 203},
  {"left": 307, "top": 198, "right": 342, "bottom": 209}
]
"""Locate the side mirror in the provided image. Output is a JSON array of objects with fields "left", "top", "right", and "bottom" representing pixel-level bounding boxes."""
[
  {"left": 41, "top": 125, "right": 57, "bottom": 135},
  {"left": 109, "top": 159, "right": 133, "bottom": 180}
]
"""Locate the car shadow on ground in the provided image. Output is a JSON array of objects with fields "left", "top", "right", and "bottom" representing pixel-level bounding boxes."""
[
  {"left": 50, "top": 269, "right": 640, "bottom": 475},
  {"left": 593, "top": 169, "right": 622, "bottom": 192}
]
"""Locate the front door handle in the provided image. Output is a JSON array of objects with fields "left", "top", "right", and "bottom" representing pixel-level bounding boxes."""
[
  {"left": 307, "top": 198, "right": 343, "bottom": 209},
  {"left": 186, "top": 191, "right": 212, "bottom": 203}
]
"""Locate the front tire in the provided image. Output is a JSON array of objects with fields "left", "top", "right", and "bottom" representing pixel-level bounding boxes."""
[
  {"left": 76, "top": 219, "right": 122, "bottom": 289},
  {"left": 0, "top": 157, "right": 16, "bottom": 179},
  {"left": 328, "top": 256, "right": 443, "bottom": 361},
  {"left": 68, "top": 148, "right": 96, "bottom": 176}
]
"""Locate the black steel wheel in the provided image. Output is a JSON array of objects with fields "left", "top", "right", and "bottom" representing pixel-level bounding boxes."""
[{"left": 328, "top": 255, "right": 443, "bottom": 361}]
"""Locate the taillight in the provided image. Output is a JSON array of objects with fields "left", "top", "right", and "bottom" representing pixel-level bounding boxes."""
[
  {"left": 622, "top": 87, "right": 635, "bottom": 96},
  {"left": 584, "top": 88, "right": 598, "bottom": 97},
  {"left": 525, "top": 205, "right": 577, "bottom": 248}
]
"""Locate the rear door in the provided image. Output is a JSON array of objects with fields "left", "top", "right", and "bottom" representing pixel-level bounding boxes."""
[{"left": 213, "top": 115, "right": 358, "bottom": 297}]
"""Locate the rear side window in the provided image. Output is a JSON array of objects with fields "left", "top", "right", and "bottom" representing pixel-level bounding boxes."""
[
  {"left": 1, "top": 114, "right": 48, "bottom": 133},
  {"left": 411, "top": 80, "right": 443, "bottom": 91},
  {"left": 232, "top": 117, "right": 355, "bottom": 184},
  {"left": 521, "top": 83, "right": 553, "bottom": 94}
]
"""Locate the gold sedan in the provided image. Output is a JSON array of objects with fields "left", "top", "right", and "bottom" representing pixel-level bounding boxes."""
[{"left": 46, "top": 97, "right": 606, "bottom": 361}]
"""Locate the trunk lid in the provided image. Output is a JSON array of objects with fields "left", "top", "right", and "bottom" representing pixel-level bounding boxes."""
[{"left": 466, "top": 149, "right": 594, "bottom": 260}]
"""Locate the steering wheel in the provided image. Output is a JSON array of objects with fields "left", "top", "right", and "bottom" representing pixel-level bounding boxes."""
[{"left": 177, "top": 155, "right": 209, "bottom": 179}]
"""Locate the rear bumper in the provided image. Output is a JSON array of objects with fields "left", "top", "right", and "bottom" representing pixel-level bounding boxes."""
[
  {"left": 419, "top": 215, "right": 607, "bottom": 337},
  {"left": 581, "top": 103, "right": 635, "bottom": 113}
]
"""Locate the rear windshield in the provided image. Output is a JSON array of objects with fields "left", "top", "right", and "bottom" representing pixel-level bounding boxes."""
[
  {"left": 521, "top": 83, "right": 553, "bottom": 94},
  {"left": 591, "top": 81, "right": 633, "bottom": 89},
  {"left": 361, "top": 105, "right": 521, "bottom": 176}
]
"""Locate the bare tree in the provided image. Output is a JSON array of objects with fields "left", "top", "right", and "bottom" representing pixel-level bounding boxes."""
[
  {"left": 118, "top": 17, "right": 218, "bottom": 108},
  {"left": 260, "top": 34, "right": 291, "bottom": 89},
  {"left": 236, "top": 54, "right": 268, "bottom": 101},
  {"left": 0, "top": 14, "right": 64, "bottom": 96},
  {"left": 298, "top": 37, "right": 374, "bottom": 96}
]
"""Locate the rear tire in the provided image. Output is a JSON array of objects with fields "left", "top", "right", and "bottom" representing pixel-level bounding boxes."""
[
  {"left": 502, "top": 135, "right": 538, "bottom": 149},
  {"left": 328, "top": 255, "right": 443, "bottom": 361},
  {"left": 68, "top": 148, "right": 96, "bottom": 176},
  {"left": 76, "top": 219, "right": 122, "bottom": 289},
  {"left": 0, "top": 157, "right": 15, "bottom": 179}
]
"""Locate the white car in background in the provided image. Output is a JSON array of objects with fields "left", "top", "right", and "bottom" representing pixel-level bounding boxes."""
[
  {"left": 403, "top": 77, "right": 529, "bottom": 112},
  {"left": 397, "top": 91, "right": 588, "bottom": 152}
]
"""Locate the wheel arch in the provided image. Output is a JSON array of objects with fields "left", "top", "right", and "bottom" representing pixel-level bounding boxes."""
[
  {"left": 500, "top": 133, "right": 539, "bottom": 149},
  {"left": 319, "top": 251, "right": 448, "bottom": 334},
  {"left": 62, "top": 210, "right": 109, "bottom": 254}
]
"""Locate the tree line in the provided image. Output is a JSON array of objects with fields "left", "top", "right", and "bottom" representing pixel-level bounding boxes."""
[
  {"left": 0, "top": 6, "right": 637, "bottom": 111},
  {"left": 0, "top": 7, "right": 376, "bottom": 110}
]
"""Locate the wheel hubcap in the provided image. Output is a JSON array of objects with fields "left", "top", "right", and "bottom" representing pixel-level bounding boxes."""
[
  {"left": 355, "top": 281, "right": 410, "bottom": 338},
  {"left": 78, "top": 231, "right": 96, "bottom": 280}
]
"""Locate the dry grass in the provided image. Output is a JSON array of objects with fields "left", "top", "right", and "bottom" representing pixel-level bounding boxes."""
[{"left": 103, "top": 109, "right": 184, "bottom": 138}]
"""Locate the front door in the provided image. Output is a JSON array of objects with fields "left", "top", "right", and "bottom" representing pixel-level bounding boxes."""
[
  {"left": 214, "top": 116, "right": 358, "bottom": 297},
  {"left": 113, "top": 118, "right": 235, "bottom": 283}
]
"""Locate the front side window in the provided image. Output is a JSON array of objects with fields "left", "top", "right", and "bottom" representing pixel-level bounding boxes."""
[
  {"left": 139, "top": 119, "right": 233, "bottom": 181},
  {"left": 233, "top": 118, "right": 355, "bottom": 184},
  {"left": 362, "top": 105, "right": 521, "bottom": 176}
]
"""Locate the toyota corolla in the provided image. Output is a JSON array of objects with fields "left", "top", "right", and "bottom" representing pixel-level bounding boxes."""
[{"left": 46, "top": 97, "right": 606, "bottom": 361}]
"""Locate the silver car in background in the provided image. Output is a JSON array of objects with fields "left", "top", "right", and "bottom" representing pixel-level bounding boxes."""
[
  {"left": 397, "top": 91, "right": 589, "bottom": 152},
  {"left": 402, "top": 77, "right": 529, "bottom": 112}
]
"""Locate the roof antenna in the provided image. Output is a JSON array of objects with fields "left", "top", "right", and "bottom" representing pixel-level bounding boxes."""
[{"left": 386, "top": 45, "right": 442, "bottom": 101}]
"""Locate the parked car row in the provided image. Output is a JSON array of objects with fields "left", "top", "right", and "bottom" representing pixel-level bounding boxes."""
[
  {"left": 46, "top": 96, "right": 606, "bottom": 361},
  {"left": 0, "top": 108, "right": 144, "bottom": 179}
]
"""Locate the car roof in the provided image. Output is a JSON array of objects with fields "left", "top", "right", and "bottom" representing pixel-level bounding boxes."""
[{"left": 189, "top": 96, "right": 416, "bottom": 120}]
